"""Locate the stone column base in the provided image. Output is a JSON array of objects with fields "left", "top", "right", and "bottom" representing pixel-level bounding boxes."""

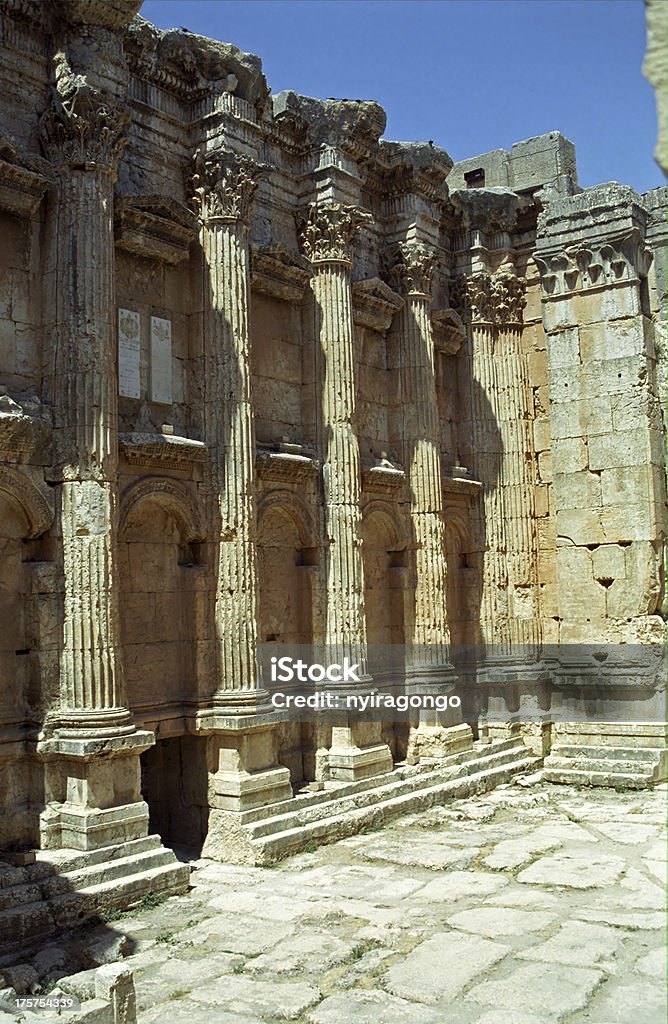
[
  {"left": 37, "top": 730, "right": 154, "bottom": 852},
  {"left": 201, "top": 717, "right": 293, "bottom": 815},
  {"left": 327, "top": 722, "right": 393, "bottom": 782},
  {"left": 407, "top": 722, "right": 473, "bottom": 763}
]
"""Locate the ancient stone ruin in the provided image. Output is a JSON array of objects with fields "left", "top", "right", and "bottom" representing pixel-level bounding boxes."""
[{"left": 0, "top": 0, "right": 665, "bottom": 946}]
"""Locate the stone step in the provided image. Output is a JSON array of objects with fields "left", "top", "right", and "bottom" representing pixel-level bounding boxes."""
[
  {"left": 39, "top": 846, "right": 179, "bottom": 897},
  {"left": 550, "top": 743, "right": 665, "bottom": 764},
  {"left": 241, "top": 737, "right": 522, "bottom": 826},
  {"left": 0, "top": 880, "right": 43, "bottom": 913},
  {"left": 33, "top": 833, "right": 164, "bottom": 876},
  {"left": 243, "top": 751, "right": 540, "bottom": 865},
  {"left": 0, "top": 899, "right": 55, "bottom": 950},
  {"left": 544, "top": 755, "right": 660, "bottom": 779},
  {"left": 542, "top": 767, "right": 654, "bottom": 790},
  {"left": 247, "top": 742, "right": 529, "bottom": 840},
  {"left": 551, "top": 725, "right": 667, "bottom": 748},
  {"left": 49, "top": 861, "right": 191, "bottom": 929}
]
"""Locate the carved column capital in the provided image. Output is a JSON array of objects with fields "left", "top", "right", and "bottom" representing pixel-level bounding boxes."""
[
  {"left": 452, "top": 268, "right": 526, "bottom": 326},
  {"left": 382, "top": 240, "right": 438, "bottom": 298},
  {"left": 189, "top": 148, "right": 265, "bottom": 225},
  {"left": 40, "top": 91, "right": 129, "bottom": 173},
  {"left": 534, "top": 230, "right": 653, "bottom": 297},
  {"left": 298, "top": 203, "right": 371, "bottom": 266}
]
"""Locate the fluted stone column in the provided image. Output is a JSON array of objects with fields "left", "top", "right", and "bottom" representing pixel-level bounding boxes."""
[
  {"left": 190, "top": 149, "right": 291, "bottom": 824},
  {"left": 37, "top": 94, "right": 153, "bottom": 850},
  {"left": 385, "top": 241, "right": 472, "bottom": 759},
  {"left": 300, "top": 203, "right": 392, "bottom": 781}
]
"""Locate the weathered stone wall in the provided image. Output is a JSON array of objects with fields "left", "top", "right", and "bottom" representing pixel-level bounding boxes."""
[{"left": 0, "top": 0, "right": 665, "bottom": 856}]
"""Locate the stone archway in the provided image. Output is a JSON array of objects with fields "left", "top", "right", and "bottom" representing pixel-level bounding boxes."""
[
  {"left": 118, "top": 477, "right": 208, "bottom": 849},
  {"left": 257, "top": 490, "right": 317, "bottom": 786},
  {"left": 0, "top": 469, "right": 53, "bottom": 850}
]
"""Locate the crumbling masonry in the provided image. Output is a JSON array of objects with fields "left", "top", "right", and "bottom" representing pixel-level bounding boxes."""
[{"left": 0, "top": 0, "right": 665, "bottom": 940}]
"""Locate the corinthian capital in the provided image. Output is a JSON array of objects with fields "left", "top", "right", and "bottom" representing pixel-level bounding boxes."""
[
  {"left": 298, "top": 203, "right": 371, "bottom": 265},
  {"left": 382, "top": 240, "right": 438, "bottom": 297},
  {"left": 189, "top": 148, "right": 265, "bottom": 225},
  {"left": 452, "top": 267, "right": 526, "bottom": 326},
  {"left": 40, "top": 91, "right": 129, "bottom": 173}
]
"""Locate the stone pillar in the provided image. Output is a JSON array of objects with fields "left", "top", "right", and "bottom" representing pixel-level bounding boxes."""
[
  {"left": 300, "top": 203, "right": 392, "bottom": 781},
  {"left": 190, "top": 149, "right": 292, "bottom": 823},
  {"left": 37, "top": 91, "right": 153, "bottom": 851},
  {"left": 385, "top": 241, "right": 472, "bottom": 759},
  {"left": 455, "top": 268, "right": 539, "bottom": 652}
]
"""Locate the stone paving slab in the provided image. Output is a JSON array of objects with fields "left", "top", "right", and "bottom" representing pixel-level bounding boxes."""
[{"left": 2, "top": 780, "right": 665, "bottom": 1024}]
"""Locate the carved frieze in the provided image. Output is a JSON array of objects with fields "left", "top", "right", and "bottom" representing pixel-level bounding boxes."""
[
  {"left": 119, "top": 432, "right": 208, "bottom": 471},
  {"left": 115, "top": 195, "right": 197, "bottom": 264},
  {"left": 298, "top": 203, "right": 371, "bottom": 265},
  {"left": 256, "top": 445, "right": 319, "bottom": 485},
  {"left": 0, "top": 394, "right": 51, "bottom": 464},
  {"left": 0, "top": 134, "right": 50, "bottom": 216},
  {"left": 534, "top": 230, "right": 653, "bottom": 296},
  {"left": 382, "top": 240, "right": 438, "bottom": 298},
  {"left": 452, "top": 268, "right": 526, "bottom": 326},
  {"left": 352, "top": 277, "right": 403, "bottom": 332},
  {"left": 189, "top": 148, "right": 265, "bottom": 225},
  {"left": 250, "top": 245, "right": 311, "bottom": 302},
  {"left": 362, "top": 458, "right": 406, "bottom": 495}
]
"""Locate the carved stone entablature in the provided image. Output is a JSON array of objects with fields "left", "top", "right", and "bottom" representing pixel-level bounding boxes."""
[
  {"left": 250, "top": 245, "right": 312, "bottom": 302},
  {"left": 362, "top": 458, "right": 406, "bottom": 495},
  {"left": 272, "top": 92, "right": 385, "bottom": 164},
  {"left": 125, "top": 16, "right": 269, "bottom": 109},
  {"left": 352, "top": 277, "right": 403, "bottom": 332},
  {"left": 40, "top": 91, "right": 130, "bottom": 173},
  {"left": 442, "top": 466, "right": 482, "bottom": 500},
  {"left": 431, "top": 308, "right": 466, "bottom": 354},
  {"left": 534, "top": 230, "right": 654, "bottom": 297},
  {"left": 0, "top": 135, "right": 50, "bottom": 217},
  {"left": 451, "top": 268, "right": 526, "bottom": 326},
  {"left": 382, "top": 240, "right": 438, "bottom": 298},
  {"left": 379, "top": 141, "right": 453, "bottom": 204},
  {"left": 256, "top": 444, "right": 319, "bottom": 485},
  {"left": 54, "top": 0, "right": 142, "bottom": 28},
  {"left": 189, "top": 147, "right": 265, "bottom": 226},
  {"left": 0, "top": 394, "right": 51, "bottom": 464},
  {"left": 298, "top": 203, "right": 372, "bottom": 265},
  {"left": 119, "top": 432, "right": 208, "bottom": 471},
  {"left": 449, "top": 187, "right": 531, "bottom": 236},
  {"left": 115, "top": 194, "right": 197, "bottom": 264}
]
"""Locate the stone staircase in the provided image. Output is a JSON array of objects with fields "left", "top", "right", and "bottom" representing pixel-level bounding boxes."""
[
  {"left": 0, "top": 835, "right": 189, "bottom": 957},
  {"left": 205, "top": 738, "right": 541, "bottom": 865},
  {"left": 543, "top": 723, "right": 667, "bottom": 789}
]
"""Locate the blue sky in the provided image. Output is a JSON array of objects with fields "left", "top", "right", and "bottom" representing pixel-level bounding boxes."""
[{"left": 140, "top": 0, "right": 662, "bottom": 194}]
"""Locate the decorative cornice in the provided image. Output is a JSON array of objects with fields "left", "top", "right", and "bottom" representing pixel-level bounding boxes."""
[
  {"left": 39, "top": 92, "right": 130, "bottom": 173},
  {"left": 257, "top": 445, "right": 319, "bottom": 484},
  {"left": 362, "top": 459, "right": 406, "bottom": 495},
  {"left": 449, "top": 187, "right": 531, "bottom": 234},
  {"left": 114, "top": 194, "right": 197, "bottom": 264},
  {"left": 534, "top": 229, "right": 653, "bottom": 297},
  {"left": 431, "top": 308, "right": 466, "bottom": 354},
  {"left": 442, "top": 469, "right": 482, "bottom": 498},
  {"left": 250, "top": 244, "right": 312, "bottom": 302},
  {"left": 119, "top": 432, "right": 208, "bottom": 471},
  {"left": 0, "top": 136, "right": 50, "bottom": 216},
  {"left": 451, "top": 267, "right": 526, "bottom": 326},
  {"left": 352, "top": 277, "right": 403, "bottom": 332},
  {"left": 378, "top": 141, "right": 452, "bottom": 204},
  {"left": 272, "top": 92, "right": 385, "bottom": 163},
  {"left": 298, "top": 203, "right": 372, "bottom": 265},
  {"left": 382, "top": 240, "right": 438, "bottom": 298},
  {"left": 0, "top": 395, "right": 51, "bottom": 464},
  {"left": 189, "top": 148, "right": 265, "bottom": 225}
]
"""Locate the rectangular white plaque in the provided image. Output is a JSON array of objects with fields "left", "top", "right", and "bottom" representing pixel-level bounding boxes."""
[
  {"left": 150, "top": 316, "right": 172, "bottom": 404},
  {"left": 118, "top": 308, "right": 141, "bottom": 399}
]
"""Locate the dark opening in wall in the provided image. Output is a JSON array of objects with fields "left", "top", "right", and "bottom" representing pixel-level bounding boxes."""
[{"left": 465, "top": 168, "right": 485, "bottom": 188}]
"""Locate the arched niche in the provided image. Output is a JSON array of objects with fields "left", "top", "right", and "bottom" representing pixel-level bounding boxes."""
[
  {"left": 256, "top": 490, "right": 316, "bottom": 645},
  {"left": 361, "top": 502, "right": 407, "bottom": 647},
  {"left": 0, "top": 469, "right": 53, "bottom": 851},
  {"left": 445, "top": 509, "right": 474, "bottom": 647},
  {"left": 118, "top": 477, "right": 206, "bottom": 712}
]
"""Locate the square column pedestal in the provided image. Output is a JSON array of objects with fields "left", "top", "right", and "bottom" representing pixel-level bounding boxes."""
[
  {"left": 37, "top": 731, "right": 154, "bottom": 852},
  {"left": 405, "top": 667, "right": 474, "bottom": 763},
  {"left": 328, "top": 720, "right": 394, "bottom": 782},
  {"left": 198, "top": 712, "right": 293, "bottom": 860}
]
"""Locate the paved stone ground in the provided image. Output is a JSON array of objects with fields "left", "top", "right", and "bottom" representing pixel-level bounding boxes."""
[{"left": 5, "top": 778, "right": 668, "bottom": 1023}]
